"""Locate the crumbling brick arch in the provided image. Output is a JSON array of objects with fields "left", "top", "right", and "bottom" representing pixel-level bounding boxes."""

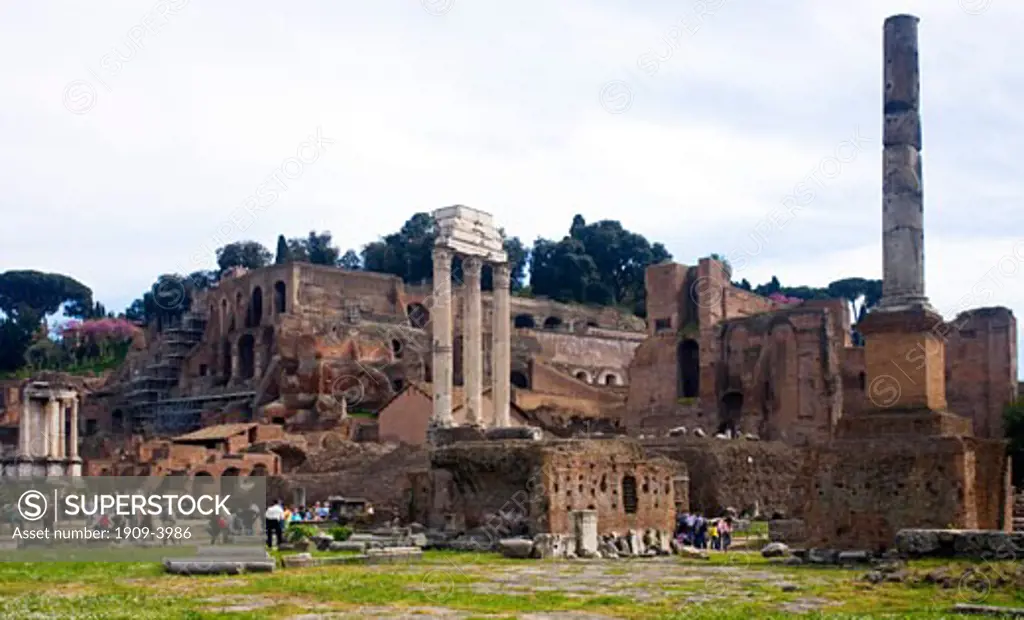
[
  {"left": 511, "top": 371, "right": 530, "bottom": 389},
  {"left": 249, "top": 286, "right": 263, "bottom": 328},
  {"left": 273, "top": 281, "right": 287, "bottom": 314},
  {"left": 407, "top": 303, "right": 429, "bottom": 328},
  {"left": 235, "top": 291, "right": 244, "bottom": 327},
  {"left": 573, "top": 369, "right": 593, "bottom": 384},
  {"left": 238, "top": 334, "right": 255, "bottom": 379},
  {"left": 221, "top": 338, "right": 232, "bottom": 378},
  {"left": 600, "top": 371, "right": 623, "bottom": 386},
  {"left": 677, "top": 339, "right": 700, "bottom": 398},
  {"left": 718, "top": 391, "right": 743, "bottom": 435},
  {"left": 513, "top": 314, "right": 536, "bottom": 328},
  {"left": 543, "top": 316, "right": 563, "bottom": 330}
]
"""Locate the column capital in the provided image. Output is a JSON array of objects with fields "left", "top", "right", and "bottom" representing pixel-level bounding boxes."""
[
  {"left": 492, "top": 262, "right": 510, "bottom": 289},
  {"left": 433, "top": 246, "right": 454, "bottom": 269},
  {"left": 463, "top": 256, "right": 483, "bottom": 278}
]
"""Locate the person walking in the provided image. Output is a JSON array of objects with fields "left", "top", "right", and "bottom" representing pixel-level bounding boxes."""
[
  {"left": 708, "top": 520, "right": 720, "bottom": 551},
  {"left": 265, "top": 499, "right": 285, "bottom": 549},
  {"left": 719, "top": 517, "right": 733, "bottom": 551}
]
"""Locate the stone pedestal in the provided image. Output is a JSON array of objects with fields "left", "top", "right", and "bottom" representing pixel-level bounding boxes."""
[
  {"left": 573, "top": 510, "right": 599, "bottom": 557},
  {"left": 855, "top": 307, "right": 947, "bottom": 413}
]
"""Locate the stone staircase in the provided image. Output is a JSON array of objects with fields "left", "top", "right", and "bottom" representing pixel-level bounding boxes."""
[{"left": 121, "top": 311, "right": 208, "bottom": 432}]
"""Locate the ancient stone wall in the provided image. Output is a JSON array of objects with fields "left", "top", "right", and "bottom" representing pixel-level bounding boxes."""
[
  {"left": 799, "top": 435, "right": 1010, "bottom": 551},
  {"left": 945, "top": 308, "right": 1018, "bottom": 439},
  {"left": 541, "top": 443, "right": 678, "bottom": 535},
  {"left": 642, "top": 438, "right": 806, "bottom": 518}
]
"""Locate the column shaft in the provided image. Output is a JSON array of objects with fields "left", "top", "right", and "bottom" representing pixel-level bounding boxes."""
[
  {"left": 69, "top": 396, "right": 79, "bottom": 459},
  {"left": 47, "top": 398, "right": 60, "bottom": 458},
  {"left": 19, "top": 397, "right": 30, "bottom": 455},
  {"left": 878, "top": 14, "right": 930, "bottom": 311},
  {"left": 463, "top": 257, "right": 483, "bottom": 426},
  {"left": 431, "top": 248, "right": 454, "bottom": 427},
  {"left": 492, "top": 264, "right": 512, "bottom": 427}
]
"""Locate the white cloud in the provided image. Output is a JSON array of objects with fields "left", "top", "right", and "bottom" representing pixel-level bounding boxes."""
[{"left": 0, "top": 0, "right": 1020, "bottom": 376}]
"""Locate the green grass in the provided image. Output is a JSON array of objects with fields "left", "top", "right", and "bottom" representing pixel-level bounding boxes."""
[{"left": 0, "top": 551, "right": 1022, "bottom": 618}]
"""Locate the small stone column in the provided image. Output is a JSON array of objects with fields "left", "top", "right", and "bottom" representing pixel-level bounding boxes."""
[
  {"left": 19, "top": 398, "right": 31, "bottom": 456},
  {"left": 491, "top": 263, "right": 512, "bottom": 427},
  {"left": 463, "top": 257, "right": 483, "bottom": 426},
  {"left": 431, "top": 247, "right": 455, "bottom": 428},
  {"left": 47, "top": 398, "right": 61, "bottom": 458},
  {"left": 69, "top": 396, "right": 79, "bottom": 459},
  {"left": 573, "top": 510, "right": 599, "bottom": 557}
]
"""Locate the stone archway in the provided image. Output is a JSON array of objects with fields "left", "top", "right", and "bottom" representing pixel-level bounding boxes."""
[
  {"left": 543, "top": 316, "right": 563, "bottom": 330},
  {"left": 719, "top": 391, "right": 743, "bottom": 436},
  {"left": 677, "top": 339, "right": 699, "bottom": 398},
  {"left": 511, "top": 371, "right": 529, "bottom": 389},
  {"left": 274, "top": 281, "right": 287, "bottom": 314},
  {"left": 238, "top": 334, "right": 255, "bottom": 379},
  {"left": 407, "top": 303, "right": 430, "bottom": 329},
  {"left": 513, "top": 314, "right": 535, "bottom": 328},
  {"left": 249, "top": 287, "right": 263, "bottom": 327}
]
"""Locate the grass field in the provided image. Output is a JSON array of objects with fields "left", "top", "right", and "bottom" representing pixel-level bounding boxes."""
[{"left": 0, "top": 550, "right": 1022, "bottom": 618}]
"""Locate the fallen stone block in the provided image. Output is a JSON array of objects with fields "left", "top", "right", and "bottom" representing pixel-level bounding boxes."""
[
  {"left": 838, "top": 550, "right": 872, "bottom": 564},
  {"left": 329, "top": 541, "right": 366, "bottom": 552},
  {"left": 677, "top": 546, "right": 710, "bottom": 560},
  {"left": 761, "top": 542, "right": 790, "bottom": 558},
  {"left": 895, "top": 530, "right": 1024, "bottom": 559},
  {"left": 164, "top": 559, "right": 276, "bottom": 574},
  {"left": 499, "top": 538, "right": 534, "bottom": 559}
]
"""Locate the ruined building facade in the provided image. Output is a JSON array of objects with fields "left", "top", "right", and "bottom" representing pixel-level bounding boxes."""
[
  {"left": 627, "top": 257, "right": 1018, "bottom": 446},
  {"left": 86, "top": 261, "right": 645, "bottom": 438}
]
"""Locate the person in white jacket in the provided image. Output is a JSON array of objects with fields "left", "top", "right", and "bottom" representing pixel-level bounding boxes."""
[{"left": 264, "top": 500, "right": 285, "bottom": 549}]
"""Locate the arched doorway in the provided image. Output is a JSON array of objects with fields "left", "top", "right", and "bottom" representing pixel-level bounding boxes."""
[
  {"left": 719, "top": 391, "right": 743, "bottom": 435},
  {"left": 513, "top": 314, "right": 535, "bottom": 328},
  {"left": 677, "top": 339, "right": 699, "bottom": 398},
  {"left": 273, "top": 281, "right": 287, "bottom": 314},
  {"left": 407, "top": 303, "right": 429, "bottom": 328},
  {"left": 221, "top": 338, "right": 232, "bottom": 378},
  {"left": 238, "top": 334, "right": 255, "bottom": 379},
  {"left": 574, "top": 370, "right": 591, "bottom": 383},
  {"left": 543, "top": 316, "right": 562, "bottom": 330},
  {"left": 250, "top": 464, "right": 268, "bottom": 476},
  {"left": 249, "top": 287, "right": 263, "bottom": 327},
  {"left": 511, "top": 371, "right": 529, "bottom": 389},
  {"left": 602, "top": 373, "right": 621, "bottom": 386}
]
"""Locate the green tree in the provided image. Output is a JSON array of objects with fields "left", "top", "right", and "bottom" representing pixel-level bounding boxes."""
[
  {"left": 1005, "top": 398, "right": 1024, "bottom": 486},
  {"left": 338, "top": 249, "right": 362, "bottom": 270},
  {"left": 215, "top": 241, "right": 272, "bottom": 275},
  {"left": 361, "top": 212, "right": 437, "bottom": 284},
  {"left": 0, "top": 270, "right": 94, "bottom": 373},
  {"left": 274, "top": 234, "right": 290, "bottom": 264},
  {"left": 529, "top": 215, "right": 670, "bottom": 315}
]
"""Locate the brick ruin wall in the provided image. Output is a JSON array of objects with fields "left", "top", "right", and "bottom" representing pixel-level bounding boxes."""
[
  {"left": 642, "top": 438, "right": 806, "bottom": 518},
  {"left": 409, "top": 439, "right": 679, "bottom": 536},
  {"left": 799, "top": 435, "right": 1011, "bottom": 551}
]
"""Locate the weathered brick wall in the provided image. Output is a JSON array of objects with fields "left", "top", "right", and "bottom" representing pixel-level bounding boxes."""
[
  {"left": 841, "top": 346, "right": 868, "bottom": 415},
  {"left": 542, "top": 448, "right": 678, "bottom": 535},
  {"left": 971, "top": 437, "right": 1013, "bottom": 531},
  {"left": 525, "top": 330, "right": 640, "bottom": 386},
  {"left": 800, "top": 436, "right": 993, "bottom": 551},
  {"left": 642, "top": 438, "right": 807, "bottom": 518},
  {"left": 945, "top": 308, "right": 1018, "bottom": 440}
]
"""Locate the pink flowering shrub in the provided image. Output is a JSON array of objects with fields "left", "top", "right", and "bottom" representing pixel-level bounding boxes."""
[
  {"left": 768, "top": 292, "right": 803, "bottom": 306},
  {"left": 59, "top": 318, "right": 139, "bottom": 343}
]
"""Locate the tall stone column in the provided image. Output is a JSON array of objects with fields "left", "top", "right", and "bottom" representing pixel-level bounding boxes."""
[
  {"left": 491, "top": 263, "right": 512, "bottom": 427},
  {"left": 431, "top": 247, "right": 455, "bottom": 428},
  {"left": 69, "top": 396, "right": 79, "bottom": 459},
  {"left": 877, "top": 14, "right": 932, "bottom": 312},
  {"left": 463, "top": 257, "right": 483, "bottom": 426}
]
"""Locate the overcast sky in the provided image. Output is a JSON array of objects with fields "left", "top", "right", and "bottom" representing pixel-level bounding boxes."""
[{"left": 1, "top": 1, "right": 1021, "bottom": 377}]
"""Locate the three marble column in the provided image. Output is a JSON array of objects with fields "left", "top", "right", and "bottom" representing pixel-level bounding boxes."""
[{"left": 431, "top": 248, "right": 511, "bottom": 429}]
